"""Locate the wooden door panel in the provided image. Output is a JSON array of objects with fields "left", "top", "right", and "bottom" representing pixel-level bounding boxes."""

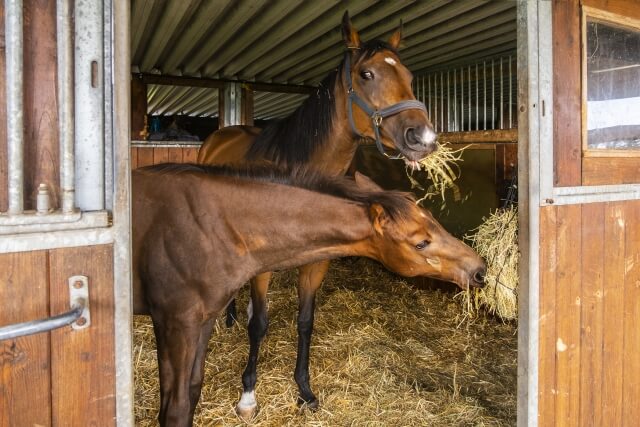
[
  {"left": 50, "top": 245, "right": 116, "bottom": 426},
  {"left": 0, "top": 251, "right": 51, "bottom": 427},
  {"left": 539, "top": 200, "right": 640, "bottom": 426}
]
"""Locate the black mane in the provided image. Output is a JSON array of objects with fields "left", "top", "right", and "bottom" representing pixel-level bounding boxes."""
[
  {"left": 245, "top": 40, "right": 399, "bottom": 167},
  {"left": 141, "top": 163, "right": 416, "bottom": 223}
]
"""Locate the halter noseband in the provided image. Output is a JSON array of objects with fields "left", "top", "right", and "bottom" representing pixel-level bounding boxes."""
[{"left": 344, "top": 51, "right": 429, "bottom": 158}]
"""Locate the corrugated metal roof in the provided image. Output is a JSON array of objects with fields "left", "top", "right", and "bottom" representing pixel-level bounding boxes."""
[{"left": 132, "top": 0, "right": 516, "bottom": 118}]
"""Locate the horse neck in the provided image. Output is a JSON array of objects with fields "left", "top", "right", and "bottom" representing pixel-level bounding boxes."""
[
  {"left": 224, "top": 185, "right": 376, "bottom": 271},
  {"left": 306, "top": 71, "right": 360, "bottom": 176}
]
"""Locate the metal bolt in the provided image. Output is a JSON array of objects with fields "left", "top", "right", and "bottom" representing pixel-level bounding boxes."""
[
  {"left": 76, "top": 317, "right": 87, "bottom": 327},
  {"left": 73, "top": 280, "right": 84, "bottom": 289}
]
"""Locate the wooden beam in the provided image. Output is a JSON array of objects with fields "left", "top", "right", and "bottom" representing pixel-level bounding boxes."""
[
  {"left": 438, "top": 129, "right": 518, "bottom": 144},
  {"left": 135, "top": 73, "right": 314, "bottom": 95}
]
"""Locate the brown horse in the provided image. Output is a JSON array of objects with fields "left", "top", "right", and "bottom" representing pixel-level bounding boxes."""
[
  {"left": 197, "top": 11, "right": 437, "bottom": 410},
  {"left": 132, "top": 164, "right": 485, "bottom": 426}
]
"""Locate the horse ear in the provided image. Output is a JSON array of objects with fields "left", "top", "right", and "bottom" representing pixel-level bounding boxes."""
[
  {"left": 388, "top": 20, "right": 403, "bottom": 49},
  {"left": 369, "top": 203, "right": 389, "bottom": 235},
  {"left": 354, "top": 172, "right": 384, "bottom": 192},
  {"left": 342, "top": 11, "right": 361, "bottom": 49}
]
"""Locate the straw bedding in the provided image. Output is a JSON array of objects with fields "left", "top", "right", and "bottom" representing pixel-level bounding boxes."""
[{"left": 134, "top": 258, "right": 516, "bottom": 426}]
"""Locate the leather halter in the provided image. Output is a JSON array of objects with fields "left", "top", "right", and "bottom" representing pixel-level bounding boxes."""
[{"left": 344, "top": 51, "right": 428, "bottom": 158}]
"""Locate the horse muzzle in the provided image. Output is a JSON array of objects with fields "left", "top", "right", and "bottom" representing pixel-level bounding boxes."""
[{"left": 404, "top": 126, "right": 438, "bottom": 157}]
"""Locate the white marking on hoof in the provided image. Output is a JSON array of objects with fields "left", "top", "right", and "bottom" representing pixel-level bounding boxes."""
[
  {"left": 236, "top": 391, "right": 258, "bottom": 420},
  {"left": 384, "top": 57, "right": 397, "bottom": 66},
  {"left": 246, "top": 299, "right": 253, "bottom": 324}
]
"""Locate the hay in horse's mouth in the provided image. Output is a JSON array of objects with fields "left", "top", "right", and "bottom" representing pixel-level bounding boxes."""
[{"left": 133, "top": 258, "right": 516, "bottom": 426}]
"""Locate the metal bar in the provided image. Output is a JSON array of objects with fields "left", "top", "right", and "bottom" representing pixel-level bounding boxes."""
[
  {"left": 6, "top": 0, "right": 24, "bottom": 215},
  {"left": 468, "top": 65, "right": 471, "bottom": 132},
  {"left": 75, "top": 0, "right": 105, "bottom": 211},
  {"left": 440, "top": 72, "right": 444, "bottom": 133},
  {"left": 492, "top": 59, "right": 495, "bottom": 130},
  {"left": 446, "top": 70, "right": 450, "bottom": 132},
  {"left": 0, "top": 303, "right": 83, "bottom": 341},
  {"left": 476, "top": 63, "right": 479, "bottom": 131},
  {"left": 509, "top": 55, "right": 513, "bottom": 128},
  {"left": 460, "top": 67, "right": 464, "bottom": 131},
  {"left": 500, "top": 56, "right": 504, "bottom": 129},
  {"left": 484, "top": 60, "right": 487, "bottom": 130},
  {"left": 57, "top": 0, "right": 75, "bottom": 213},
  {"left": 453, "top": 69, "right": 457, "bottom": 131},
  {"left": 428, "top": 74, "right": 432, "bottom": 124}
]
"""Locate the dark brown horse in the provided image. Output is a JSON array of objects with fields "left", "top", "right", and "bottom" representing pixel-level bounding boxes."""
[
  {"left": 132, "top": 164, "right": 485, "bottom": 426},
  {"left": 197, "top": 11, "right": 437, "bottom": 411}
]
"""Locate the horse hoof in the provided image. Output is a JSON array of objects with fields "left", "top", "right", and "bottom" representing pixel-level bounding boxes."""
[
  {"left": 236, "top": 403, "right": 258, "bottom": 421},
  {"left": 297, "top": 396, "right": 319, "bottom": 411},
  {"left": 236, "top": 391, "right": 258, "bottom": 421}
]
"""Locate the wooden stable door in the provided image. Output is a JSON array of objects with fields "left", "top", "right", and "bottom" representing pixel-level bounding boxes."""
[
  {"left": 0, "top": 1, "right": 130, "bottom": 426},
  {"left": 520, "top": 1, "right": 640, "bottom": 426}
]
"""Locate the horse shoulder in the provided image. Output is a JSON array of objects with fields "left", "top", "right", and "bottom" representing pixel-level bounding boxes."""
[{"left": 197, "top": 125, "right": 261, "bottom": 165}]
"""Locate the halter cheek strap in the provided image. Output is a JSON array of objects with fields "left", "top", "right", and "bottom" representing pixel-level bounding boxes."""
[{"left": 344, "top": 52, "right": 429, "bottom": 158}]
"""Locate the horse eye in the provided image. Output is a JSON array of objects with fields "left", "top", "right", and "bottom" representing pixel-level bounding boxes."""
[
  {"left": 415, "top": 240, "right": 429, "bottom": 250},
  {"left": 360, "top": 70, "right": 374, "bottom": 80}
]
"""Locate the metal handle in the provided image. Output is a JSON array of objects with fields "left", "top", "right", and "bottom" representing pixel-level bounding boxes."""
[{"left": 0, "top": 275, "right": 91, "bottom": 341}]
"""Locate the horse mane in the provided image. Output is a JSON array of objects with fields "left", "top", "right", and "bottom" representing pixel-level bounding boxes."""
[
  {"left": 140, "top": 163, "right": 416, "bottom": 223},
  {"left": 245, "top": 39, "right": 399, "bottom": 167}
]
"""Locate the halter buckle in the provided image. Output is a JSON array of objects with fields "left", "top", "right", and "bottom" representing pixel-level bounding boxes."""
[{"left": 372, "top": 113, "right": 383, "bottom": 127}]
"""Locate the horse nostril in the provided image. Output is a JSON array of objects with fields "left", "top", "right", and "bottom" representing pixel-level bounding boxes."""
[
  {"left": 404, "top": 127, "right": 418, "bottom": 145},
  {"left": 473, "top": 269, "right": 486, "bottom": 286}
]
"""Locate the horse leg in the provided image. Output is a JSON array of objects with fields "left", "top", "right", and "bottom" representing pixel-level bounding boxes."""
[
  {"left": 187, "top": 318, "right": 215, "bottom": 421},
  {"left": 294, "top": 260, "right": 330, "bottom": 410},
  {"left": 225, "top": 299, "right": 238, "bottom": 327},
  {"left": 153, "top": 315, "right": 202, "bottom": 427},
  {"left": 237, "top": 272, "right": 272, "bottom": 420}
]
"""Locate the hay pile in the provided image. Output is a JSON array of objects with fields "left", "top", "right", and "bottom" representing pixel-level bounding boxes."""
[
  {"left": 461, "top": 207, "right": 519, "bottom": 321},
  {"left": 407, "top": 143, "right": 465, "bottom": 205},
  {"left": 134, "top": 258, "right": 516, "bottom": 426}
]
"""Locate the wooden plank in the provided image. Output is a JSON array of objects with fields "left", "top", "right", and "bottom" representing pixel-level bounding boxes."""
[
  {"left": 579, "top": 203, "right": 605, "bottom": 427},
  {"left": 23, "top": 0, "right": 59, "bottom": 210},
  {"left": 583, "top": 0, "right": 640, "bottom": 20},
  {"left": 130, "top": 147, "right": 139, "bottom": 170},
  {"left": 152, "top": 147, "right": 169, "bottom": 165},
  {"left": 538, "top": 206, "right": 557, "bottom": 427},
  {"left": 582, "top": 157, "right": 640, "bottom": 185},
  {"left": 601, "top": 202, "right": 626, "bottom": 424},
  {"left": 622, "top": 201, "right": 640, "bottom": 424},
  {"left": 136, "top": 147, "right": 154, "bottom": 168},
  {"left": 183, "top": 147, "right": 199, "bottom": 163},
  {"left": 167, "top": 147, "right": 183, "bottom": 163},
  {"left": 49, "top": 245, "right": 116, "bottom": 426},
  {"left": 552, "top": 0, "right": 582, "bottom": 186},
  {"left": 554, "top": 204, "right": 582, "bottom": 426},
  {"left": 0, "top": 251, "right": 51, "bottom": 427},
  {"left": 438, "top": 129, "right": 518, "bottom": 144},
  {"left": 0, "top": 1, "right": 7, "bottom": 212}
]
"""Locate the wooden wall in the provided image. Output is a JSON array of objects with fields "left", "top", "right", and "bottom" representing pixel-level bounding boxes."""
[
  {"left": 538, "top": 201, "right": 640, "bottom": 426},
  {"left": 130, "top": 145, "right": 199, "bottom": 169},
  {"left": 0, "top": 245, "right": 116, "bottom": 426}
]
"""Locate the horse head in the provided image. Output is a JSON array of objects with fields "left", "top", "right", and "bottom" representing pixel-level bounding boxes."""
[
  {"left": 354, "top": 172, "right": 486, "bottom": 290},
  {"left": 342, "top": 12, "right": 437, "bottom": 169}
]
